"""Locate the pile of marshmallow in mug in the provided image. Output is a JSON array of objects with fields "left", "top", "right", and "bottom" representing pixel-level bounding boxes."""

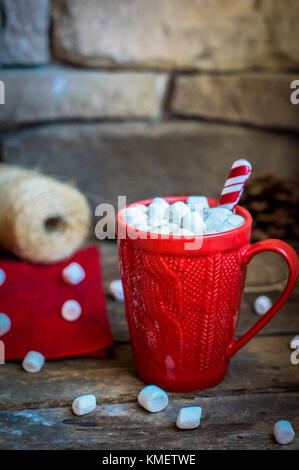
[
  {"left": 121, "top": 158, "right": 253, "bottom": 236},
  {"left": 121, "top": 196, "right": 244, "bottom": 236}
]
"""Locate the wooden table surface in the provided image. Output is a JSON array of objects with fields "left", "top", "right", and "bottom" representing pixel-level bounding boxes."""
[{"left": 0, "top": 241, "right": 298, "bottom": 450}]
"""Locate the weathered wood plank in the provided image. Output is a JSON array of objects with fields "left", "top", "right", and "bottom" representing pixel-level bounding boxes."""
[
  {"left": 238, "top": 290, "right": 299, "bottom": 338},
  {"left": 0, "top": 336, "right": 298, "bottom": 410},
  {"left": 0, "top": 393, "right": 298, "bottom": 450}
]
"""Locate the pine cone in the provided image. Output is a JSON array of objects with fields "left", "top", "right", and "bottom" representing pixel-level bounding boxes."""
[{"left": 241, "top": 173, "right": 299, "bottom": 243}]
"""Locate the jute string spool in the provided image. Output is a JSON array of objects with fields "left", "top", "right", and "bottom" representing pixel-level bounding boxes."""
[{"left": 0, "top": 164, "right": 91, "bottom": 263}]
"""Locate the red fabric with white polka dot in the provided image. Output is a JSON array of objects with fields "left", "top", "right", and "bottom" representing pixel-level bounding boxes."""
[{"left": 0, "top": 246, "right": 113, "bottom": 359}]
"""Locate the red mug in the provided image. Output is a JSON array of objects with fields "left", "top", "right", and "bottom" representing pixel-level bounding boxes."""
[{"left": 117, "top": 197, "right": 298, "bottom": 392}]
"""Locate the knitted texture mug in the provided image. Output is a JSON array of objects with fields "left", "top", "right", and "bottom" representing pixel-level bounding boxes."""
[{"left": 117, "top": 197, "right": 298, "bottom": 391}]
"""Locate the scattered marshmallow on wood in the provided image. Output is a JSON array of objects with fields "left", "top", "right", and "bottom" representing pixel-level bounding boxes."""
[
  {"left": 176, "top": 406, "right": 202, "bottom": 430},
  {"left": 0, "top": 313, "right": 11, "bottom": 336},
  {"left": 72, "top": 394, "right": 97, "bottom": 416},
  {"left": 0, "top": 268, "right": 6, "bottom": 286},
  {"left": 273, "top": 420, "right": 295, "bottom": 445},
  {"left": 22, "top": 351, "right": 45, "bottom": 373},
  {"left": 61, "top": 299, "right": 82, "bottom": 322},
  {"left": 290, "top": 335, "right": 299, "bottom": 349},
  {"left": 254, "top": 296, "right": 272, "bottom": 316},
  {"left": 62, "top": 262, "right": 85, "bottom": 285},
  {"left": 138, "top": 385, "right": 168, "bottom": 413},
  {"left": 110, "top": 279, "right": 124, "bottom": 302}
]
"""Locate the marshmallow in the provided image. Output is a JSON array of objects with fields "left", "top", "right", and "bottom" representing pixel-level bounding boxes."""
[
  {"left": 182, "top": 211, "right": 206, "bottom": 234},
  {"left": 135, "top": 224, "right": 153, "bottom": 232},
  {"left": 150, "top": 197, "right": 169, "bottom": 208},
  {"left": 149, "top": 204, "right": 168, "bottom": 220},
  {"left": 168, "top": 223, "right": 181, "bottom": 233},
  {"left": 61, "top": 299, "right": 82, "bottom": 321},
  {"left": 22, "top": 351, "right": 45, "bottom": 373},
  {"left": 187, "top": 196, "right": 209, "bottom": 210},
  {"left": 122, "top": 206, "right": 139, "bottom": 220},
  {"left": 62, "top": 262, "right": 85, "bottom": 285},
  {"left": 176, "top": 406, "right": 202, "bottom": 430},
  {"left": 122, "top": 207, "right": 147, "bottom": 227},
  {"left": 135, "top": 204, "right": 148, "bottom": 213},
  {"left": 138, "top": 385, "right": 168, "bottom": 413},
  {"left": 205, "top": 207, "right": 231, "bottom": 232},
  {"left": 219, "top": 214, "right": 245, "bottom": 232},
  {"left": 218, "top": 222, "right": 235, "bottom": 233},
  {"left": 150, "top": 222, "right": 180, "bottom": 234},
  {"left": 148, "top": 218, "right": 169, "bottom": 228},
  {"left": 129, "top": 214, "right": 148, "bottom": 228},
  {"left": 123, "top": 197, "right": 246, "bottom": 237},
  {"left": 228, "top": 214, "right": 245, "bottom": 227},
  {"left": 0, "top": 313, "right": 11, "bottom": 336},
  {"left": 290, "top": 335, "right": 299, "bottom": 349},
  {"left": 273, "top": 420, "right": 295, "bottom": 445},
  {"left": 72, "top": 394, "right": 97, "bottom": 416},
  {"left": 0, "top": 269, "right": 6, "bottom": 286},
  {"left": 254, "top": 296, "right": 272, "bottom": 316},
  {"left": 167, "top": 201, "right": 190, "bottom": 224},
  {"left": 110, "top": 279, "right": 124, "bottom": 302},
  {"left": 173, "top": 228, "right": 194, "bottom": 236},
  {"left": 151, "top": 226, "right": 172, "bottom": 234}
]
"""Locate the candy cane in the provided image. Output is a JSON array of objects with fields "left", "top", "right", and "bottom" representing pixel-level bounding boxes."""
[{"left": 219, "top": 159, "right": 252, "bottom": 211}]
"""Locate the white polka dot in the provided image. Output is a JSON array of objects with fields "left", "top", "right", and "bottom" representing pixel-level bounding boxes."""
[
  {"left": 0, "top": 313, "right": 11, "bottom": 336},
  {"left": 0, "top": 269, "right": 6, "bottom": 286},
  {"left": 62, "top": 262, "right": 85, "bottom": 285},
  {"left": 61, "top": 300, "right": 82, "bottom": 322}
]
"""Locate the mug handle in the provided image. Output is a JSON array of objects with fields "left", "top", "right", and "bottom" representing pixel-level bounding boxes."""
[{"left": 226, "top": 239, "right": 299, "bottom": 359}]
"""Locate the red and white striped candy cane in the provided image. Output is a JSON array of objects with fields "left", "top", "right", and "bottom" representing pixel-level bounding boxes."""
[{"left": 219, "top": 159, "right": 252, "bottom": 211}]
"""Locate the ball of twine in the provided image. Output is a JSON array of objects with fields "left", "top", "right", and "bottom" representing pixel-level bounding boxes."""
[{"left": 0, "top": 164, "right": 91, "bottom": 263}]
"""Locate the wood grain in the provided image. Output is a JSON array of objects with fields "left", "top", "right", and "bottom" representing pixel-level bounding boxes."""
[
  {"left": 0, "top": 393, "right": 298, "bottom": 450},
  {"left": 0, "top": 239, "right": 297, "bottom": 450},
  {"left": 0, "top": 336, "right": 297, "bottom": 410}
]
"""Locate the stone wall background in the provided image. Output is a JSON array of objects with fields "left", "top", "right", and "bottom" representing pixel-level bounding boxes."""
[{"left": 0, "top": 0, "right": 298, "bottom": 213}]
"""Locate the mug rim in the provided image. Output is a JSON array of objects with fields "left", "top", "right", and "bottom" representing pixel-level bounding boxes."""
[{"left": 117, "top": 196, "right": 252, "bottom": 241}]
